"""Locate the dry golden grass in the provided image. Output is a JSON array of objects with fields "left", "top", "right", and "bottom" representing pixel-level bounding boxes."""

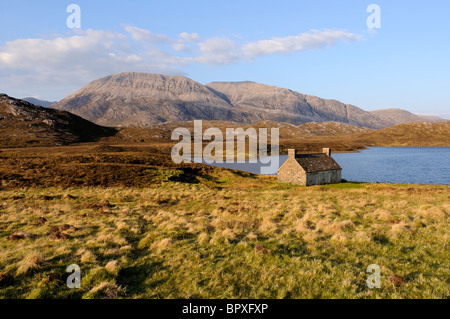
[
  {"left": 0, "top": 137, "right": 448, "bottom": 300},
  {"left": 16, "top": 252, "right": 44, "bottom": 276},
  {"left": 80, "top": 250, "right": 97, "bottom": 264},
  {"left": 0, "top": 169, "right": 448, "bottom": 299},
  {"left": 105, "top": 260, "right": 121, "bottom": 276},
  {"left": 84, "top": 281, "right": 123, "bottom": 299}
]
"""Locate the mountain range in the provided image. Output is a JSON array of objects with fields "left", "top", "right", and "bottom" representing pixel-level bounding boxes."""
[
  {"left": 22, "top": 97, "right": 56, "bottom": 107},
  {"left": 1, "top": 92, "right": 448, "bottom": 149},
  {"left": 52, "top": 72, "right": 445, "bottom": 129}
]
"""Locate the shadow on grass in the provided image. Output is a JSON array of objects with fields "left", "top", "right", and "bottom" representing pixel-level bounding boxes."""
[
  {"left": 231, "top": 170, "right": 257, "bottom": 179},
  {"left": 168, "top": 172, "right": 200, "bottom": 184},
  {"left": 116, "top": 261, "right": 167, "bottom": 296},
  {"left": 372, "top": 234, "right": 390, "bottom": 245}
]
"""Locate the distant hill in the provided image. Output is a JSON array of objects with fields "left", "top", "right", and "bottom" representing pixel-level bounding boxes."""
[
  {"left": 22, "top": 97, "right": 56, "bottom": 107},
  {"left": 349, "top": 121, "right": 450, "bottom": 147},
  {"left": 370, "top": 108, "right": 445, "bottom": 125},
  {"left": 107, "top": 120, "right": 373, "bottom": 141},
  {"left": 298, "top": 121, "right": 373, "bottom": 136},
  {"left": 242, "top": 121, "right": 373, "bottom": 139},
  {"left": 53, "top": 72, "right": 397, "bottom": 129},
  {"left": 0, "top": 94, "right": 116, "bottom": 147}
]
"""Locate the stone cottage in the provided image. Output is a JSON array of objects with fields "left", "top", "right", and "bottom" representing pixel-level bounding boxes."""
[{"left": 277, "top": 148, "right": 342, "bottom": 186}]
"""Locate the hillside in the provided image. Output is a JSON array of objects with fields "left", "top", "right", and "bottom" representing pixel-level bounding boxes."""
[
  {"left": 0, "top": 94, "right": 116, "bottom": 147},
  {"left": 370, "top": 108, "right": 445, "bottom": 125},
  {"left": 96, "top": 120, "right": 450, "bottom": 153},
  {"left": 53, "top": 72, "right": 400, "bottom": 129},
  {"left": 207, "top": 81, "right": 392, "bottom": 129},
  {"left": 244, "top": 121, "right": 450, "bottom": 149},
  {"left": 299, "top": 121, "right": 373, "bottom": 136},
  {"left": 102, "top": 120, "right": 372, "bottom": 143},
  {"left": 348, "top": 121, "right": 450, "bottom": 147}
]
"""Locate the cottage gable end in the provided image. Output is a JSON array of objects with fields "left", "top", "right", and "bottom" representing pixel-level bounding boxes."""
[{"left": 277, "top": 156, "right": 305, "bottom": 174}]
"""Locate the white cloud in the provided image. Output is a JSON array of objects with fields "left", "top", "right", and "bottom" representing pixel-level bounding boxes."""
[
  {"left": 179, "top": 32, "right": 199, "bottom": 42},
  {"left": 242, "top": 29, "right": 362, "bottom": 57},
  {"left": 123, "top": 24, "right": 169, "bottom": 43},
  {"left": 0, "top": 26, "right": 362, "bottom": 99},
  {"left": 173, "top": 42, "right": 190, "bottom": 52},
  {"left": 194, "top": 37, "right": 240, "bottom": 65}
]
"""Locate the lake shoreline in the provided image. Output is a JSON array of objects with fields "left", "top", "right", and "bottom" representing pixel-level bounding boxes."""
[{"left": 189, "top": 147, "right": 450, "bottom": 185}]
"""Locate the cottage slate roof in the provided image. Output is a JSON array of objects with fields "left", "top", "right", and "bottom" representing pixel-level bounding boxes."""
[{"left": 295, "top": 153, "right": 342, "bottom": 173}]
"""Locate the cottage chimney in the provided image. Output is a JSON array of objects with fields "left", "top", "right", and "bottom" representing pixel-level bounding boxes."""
[
  {"left": 288, "top": 149, "right": 296, "bottom": 158},
  {"left": 322, "top": 148, "right": 331, "bottom": 156}
]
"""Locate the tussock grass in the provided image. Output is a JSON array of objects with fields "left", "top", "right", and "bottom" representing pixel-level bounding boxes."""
[
  {"left": 105, "top": 260, "right": 121, "bottom": 276},
  {"left": 83, "top": 281, "right": 124, "bottom": 299},
  {"left": 80, "top": 250, "right": 97, "bottom": 264},
  {"left": 16, "top": 252, "right": 44, "bottom": 276},
  {"left": 0, "top": 174, "right": 448, "bottom": 299}
]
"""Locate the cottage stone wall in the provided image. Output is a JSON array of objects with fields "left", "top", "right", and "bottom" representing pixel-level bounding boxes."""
[
  {"left": 277, "top": 158, "right": 307, "bottom": 185},
  {"left": 305, "top": 170, "right": 341, "bottom": 186}
]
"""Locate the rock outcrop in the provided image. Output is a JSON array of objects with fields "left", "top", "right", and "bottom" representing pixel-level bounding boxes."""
[{"left": 0, "top": 94, "right": 115, "bottom": 147}]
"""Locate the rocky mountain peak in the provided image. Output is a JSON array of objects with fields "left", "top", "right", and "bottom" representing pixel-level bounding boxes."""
[{"left": 52, "top": 72, "right": 443, "bottom": 129}]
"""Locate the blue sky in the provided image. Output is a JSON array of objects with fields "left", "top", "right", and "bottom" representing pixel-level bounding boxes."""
[{"left": 0, "top": 0, "right": 449, "bottom": 118}]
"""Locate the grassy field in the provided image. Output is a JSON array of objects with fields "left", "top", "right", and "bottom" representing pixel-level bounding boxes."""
[
  {"left": 1, "top": 171, "right": 449, "bottom": 298},
  {"left": 0, "top": 145, "right": 448, "bottom": 299}
]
